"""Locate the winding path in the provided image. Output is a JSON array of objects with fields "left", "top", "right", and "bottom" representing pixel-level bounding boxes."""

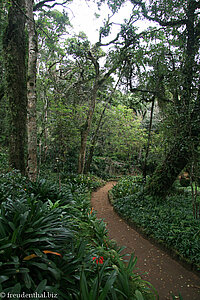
[{"left": 91, "top": 182, "right": 200, "bottom": 300}]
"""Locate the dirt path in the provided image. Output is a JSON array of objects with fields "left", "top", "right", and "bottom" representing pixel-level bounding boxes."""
[{"left": 91, "top": 182, "right": 200, "bottom": 300}]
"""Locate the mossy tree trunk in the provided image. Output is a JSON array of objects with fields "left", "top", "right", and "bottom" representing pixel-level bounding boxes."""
[
  {"left": 144, "top": 0, "right": 200, "bottom": 198},
  {"left": 145, "top": 139, "right": 191, "bottom": 198},
  {"left": 3, "top": 0, "right": 27, "bottom": 174},
  {"left": 145, "top": 110, "right": 200, "bottom": 198}
]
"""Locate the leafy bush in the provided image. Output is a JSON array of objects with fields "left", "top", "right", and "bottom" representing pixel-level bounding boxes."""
[
  {"left": 0, "top": 196, "right": 75, "bottom": 297},
  {"left": 0, "top": 149, "right": 9, "bottom": 172},
  {"left": 63, "top": 174, "right": 104, "bottom": 191},
  {"left": 0, "top": 171, "right": 157, "bottom": 299},
  {"left": 90, "top": 157, "right": 135, "bottom": 179},
  {"left": 111, "top": 175, "right": 143, "bottom": 199},
  {"left": 112, "top": 177, "right": 200, "bottom": 270},
  {"left": 0, "top": 170, "right": 29, "bottom": 204},
  {"left": 27, "top": 178, "right": 75, "bottom": 205}
]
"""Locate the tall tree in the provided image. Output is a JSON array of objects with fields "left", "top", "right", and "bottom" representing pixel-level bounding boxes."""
[
  {"left": 26, "top": 0, "right": 38, "bottom": 181},
  {"left": 108, "top": 0, "right": 200, "bottom": 197},
  {"left": 137, "top": 0, "right": 200, "bottom": 197},
  {"left": 3, "top": 0, "right": 27, "bottom": 174},
  {"left": 77, "top": 19, "right": 138, "bottom": 174},
  {"left": 78, "top": 49, "right": 100, "bottom": 174},
  {"left": 84, "top": 77, "right": 122, "bottom": 173},
  {"left": 26, "top": 1, "right": 71, "bottom": 180},
  {"left": 64, "top": 32, "right": 128, "bottom": 174}
]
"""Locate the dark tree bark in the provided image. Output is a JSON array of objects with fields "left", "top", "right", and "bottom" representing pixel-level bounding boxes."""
[
  {"left": 142, "top": 96, "right": 155, "bottom": 182},
  {"left": 78, "top": 81, "right": 99, "bottom": 174},
  {"left": 145, "top": 139, "right": 191, "bottom": 198},
  {"left": 3, "top": 0, "right": 27, "bottom": 174},
  {"left": 146, "top": 91, "right": 200, "bottom": 198}
]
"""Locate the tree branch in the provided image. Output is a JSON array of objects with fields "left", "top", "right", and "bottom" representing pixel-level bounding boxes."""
[
  {"left": 34, "top": 0, "right": 70, "bottom": 11},
  {"left": 87, "top": 51, "right": 100, "bottom": 76},
  {"left": 130, "top": 0, "right": 187, "bottom": 27},
  {"left": 95, "top": 33, "right": 120, "bottom": 47},
  {"left": 195, "top": 0, "right": 200, "bottom": 9},
  {"left": 130, "top": 88, "right": 155, "bottom": 94},
  {"left": 130, "top": 87, "right": 173, "bottom": 103}
]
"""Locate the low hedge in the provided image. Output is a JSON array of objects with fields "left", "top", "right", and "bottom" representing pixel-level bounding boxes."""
[{"left": 112, "top": 176, "right": 200, "bottom": 271}]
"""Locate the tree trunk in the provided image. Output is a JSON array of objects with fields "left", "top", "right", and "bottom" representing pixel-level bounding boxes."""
[
  {"left": 145, "top": 139, "right": 191, "bottom": 198},
  {"left": 84, "top": 77, "right": 121, "bottom": 174},
  {"left": 78, "top": 84, "right": 98, "bottom": 174},
  {"left": 143, "top": 96, "right": 155, "bottom": 181},
  {"left": 84, "top": 101, "right": 108, "bottom": 174},
  {"left": 3, "top": 0, "right": 27, "bottom": 174},
  {"left": 77, "top": 49, "right": 126, "bottom": 174},
  {"left": 78, "top": 129, "right": 89, "bottom": 174},
  {"left": 26, "top": 0, "right": 38, "bottom": 181},
  {"left": 145, "top": 0, "right": 199, "bottom": 198},
  {"left": 84, "top": 143, "right": 95, "bottom": 174},
  {"left": 145, "top": 87, "right": 200, "bottom": 198}
]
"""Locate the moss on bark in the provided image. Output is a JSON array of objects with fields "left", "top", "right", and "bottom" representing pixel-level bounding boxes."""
[{"left": 3, "top": 0, "right": 27, "bottom": 174}]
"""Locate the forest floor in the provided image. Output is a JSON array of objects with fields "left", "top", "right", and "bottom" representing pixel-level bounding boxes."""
[{"left": 91, "top": 181, "right": 200, "bottom": 300}]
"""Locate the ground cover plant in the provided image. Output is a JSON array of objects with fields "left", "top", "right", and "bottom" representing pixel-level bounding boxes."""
[
  {"left": 111, "top": 176, "right": 200, "bottom": 271},
  {"left": 0, "top": 171, "right": 157, "bottom": 299}
]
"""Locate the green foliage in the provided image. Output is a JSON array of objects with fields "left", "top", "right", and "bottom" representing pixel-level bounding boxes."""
[
  {"left": 79, "top": 261, "right": 118, "bottom": 300},
  {"left": 0, "top": 180, "right": 74, "bottom": 296},
  {"left": 91, "top": 103, "right": 147, "bottom": 171},
  {"left": 112, "top": 177, "right": 200, "bottom": 270},
  {"left": 63, "top": 174, "right": 104, "bottom": 191},
  {"left": 0, "top": 171, "right": 156, "bottom": 299},
  {"left": 0, "top": 148, "right": 9, "bottom": 172},
  {"left": 111, "top": 176, "right": 143, "bottom": 198},
  {"left": 0, "top": 170, "right": 28, "bottom": 203},
  {"left": 90, "top": 157, "right": 133, "bottom": 179},
  {"left": 65, "top": 33, "right": 91, "bottom": 58},
  {"left": 37, "top": 9, "right": 70, "bottom": 49}
]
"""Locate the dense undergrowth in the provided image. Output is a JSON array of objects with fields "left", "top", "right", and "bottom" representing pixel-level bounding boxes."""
[
  {"left": 111, "top": 176, "right": 200, "bottom": 271},
  {"left": 0, "top": 170, "right": 157, "bottom": 299}
]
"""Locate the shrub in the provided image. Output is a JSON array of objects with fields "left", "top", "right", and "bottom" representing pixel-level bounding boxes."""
[
  {"left": 112, "top": 177, "right": 200, "bottom": 270},
  {"left": 0, "top": 196, "right": 75, "bottom": 297},
  {"left": 0, "top": 170, "right": 28, "bottom": 203},
  {"left": 0, "top": 171, "right": 157, "bottom": 299},
  {"left": 63, "top": 174, "right": 104, "bottom": 191},
  {"left": 111, "top": 175, "right": 143, "bottom": 199}
]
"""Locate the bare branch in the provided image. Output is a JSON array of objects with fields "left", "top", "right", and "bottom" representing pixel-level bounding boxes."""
[
  {"left": 34, "top": 0, "right": 70, "bottom": 11},
  {"left": 130, "top": 88, "right": 155, "bottom": 93}
]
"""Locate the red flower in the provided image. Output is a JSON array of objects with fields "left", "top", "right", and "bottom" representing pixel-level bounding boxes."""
[{"left": 92, "top": 256, "right": 104, "bottom": 264}]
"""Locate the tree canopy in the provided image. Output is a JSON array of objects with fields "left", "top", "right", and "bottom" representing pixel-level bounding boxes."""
[{"left": 0, "top": 0, "right": 200, "bottom": 197}]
